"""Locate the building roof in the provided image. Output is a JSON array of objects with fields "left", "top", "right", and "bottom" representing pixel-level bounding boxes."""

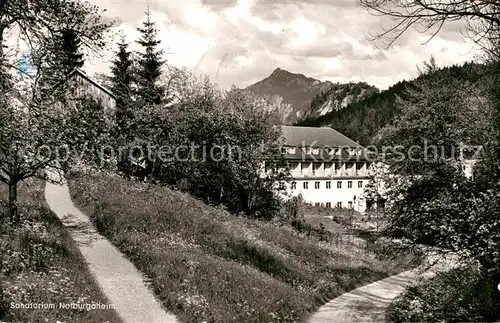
[
  {"left": 53, "top": 68, "right": 116, "bottom": 100},
  {"left": 280, "top": 126, "right": 362, "bottom": 148},
  {"left": 66, "top": 69, "right": 117, "bottom": 99}
]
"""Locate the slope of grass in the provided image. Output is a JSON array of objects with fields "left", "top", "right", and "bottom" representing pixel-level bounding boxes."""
[
  {"left": 0, "top": 179, "right": 121, "bottom": 323},
  {"left": 68, "top": 172, "right": 419, "bottom": 322}
]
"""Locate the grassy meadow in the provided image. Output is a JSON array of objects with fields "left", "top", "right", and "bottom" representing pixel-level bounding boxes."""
[{"left": 68, "top": 172, "right": 420, "bottom": 322}]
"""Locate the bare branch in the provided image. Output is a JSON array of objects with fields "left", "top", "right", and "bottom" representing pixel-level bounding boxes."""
[{"left": 358, "top": 0, "right": 500, "bottom": 50}]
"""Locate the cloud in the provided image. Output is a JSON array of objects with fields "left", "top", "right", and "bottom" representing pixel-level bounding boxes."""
[{"left": 84, "top": 0, "right": 478, "bottom": 91}]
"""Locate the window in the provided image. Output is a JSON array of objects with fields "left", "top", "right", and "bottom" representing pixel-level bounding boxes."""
[
  {"left": 315, "top": 181, "right": 320, "bottom": 189},
  {"left": 337, "top": 181, "right": 342, "bottom": 189},
  {"left": 301, "top": 162, "right": 309, "bottom": 173},
  {"left": 291, "top": 182, "right": 297, "bottom": 190},
  {"left": 315, "top": 202, "right": 320, "bottom": 207},
  {"left": 358, "top": 181, "right": 363, "bottom": 188},
  {"left": 326, "top": 181, "right": 331, "bottom": 189},
  {"left": 326, "top": 202, "right": 332, "bottom": 208},
  {"left": 324, "top": 162, "right": 332, "bottom": 173},
  {"left": 348, "top": 201, "right": 353, "bottom": 208},
  {"left": 337, "top": 202, "right": 342, "bottom": 208},
  {"left": 279, "top": 182, "right": 285, "bottom": 189},
  {"left": 303, "top": 182, "right": 309, "bottom": 189},
  {"left": 348, "top": 181, "right": 353, "bottom": 188},
  {"left": 312, "top": 163, "right": 320, "bottom": 175}
]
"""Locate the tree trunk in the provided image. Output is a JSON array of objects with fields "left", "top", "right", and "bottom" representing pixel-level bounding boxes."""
[{"left": 8, "top": 181, "right": 18, "bottom": 223}]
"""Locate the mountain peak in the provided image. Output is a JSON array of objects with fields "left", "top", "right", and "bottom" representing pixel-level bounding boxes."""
[
  {"left": 266, "top": 68, "right": 313, "bottom": 84},
  {"left": 270, "top": 67, "right": 290, "bottom": 77},
  {"left": 244, "top": 68, "right": 379, "bottom": 125}
]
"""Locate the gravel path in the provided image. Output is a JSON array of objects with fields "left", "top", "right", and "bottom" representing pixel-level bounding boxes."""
[{"left": 45, "top": 171, "right": 178, "bottom": 323}]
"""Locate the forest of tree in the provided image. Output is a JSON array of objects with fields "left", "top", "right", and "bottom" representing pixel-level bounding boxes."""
[{"left": 296, "top": 62, "right": 484, "bottom": 146}]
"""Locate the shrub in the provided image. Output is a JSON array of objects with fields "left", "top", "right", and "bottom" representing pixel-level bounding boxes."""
[
  {"left": 385, "top": 177, "right": 500, "bottom": 276},
  {"left": 387, "top": 265, "right": 500, "bottom": 322}
]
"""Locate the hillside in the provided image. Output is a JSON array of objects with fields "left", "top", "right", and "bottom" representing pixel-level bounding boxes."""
[
  {"left": 309, "top": 82, "right": 379, "bottom": 116},
  {"left": 67, "top": 173, "right": 418, "bottom": 322},
  {"left": 245, "top": 68, "right": 376, "bottom": 124},
  {"left": 296, "top": 62, "right": 483, "bottom": 146}
]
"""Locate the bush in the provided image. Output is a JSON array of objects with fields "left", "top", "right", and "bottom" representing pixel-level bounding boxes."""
[
  {"left": 387, "top": 265, "right": 500, "bottom": 322},
  {"left": 385, "top": 176, "right": 500, "bottom": 276}
]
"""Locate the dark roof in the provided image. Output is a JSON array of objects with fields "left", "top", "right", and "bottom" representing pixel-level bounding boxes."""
[{"left": 280, "top": 126, "right": 362, "bottom": 148}]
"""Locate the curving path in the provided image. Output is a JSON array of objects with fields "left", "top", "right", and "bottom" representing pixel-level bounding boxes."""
[
  {"left": 308, "top": 253, "right": 456, "bottom": 322},
  {"left": 45, "top": 170, "right": 178, "bottom": 323}
]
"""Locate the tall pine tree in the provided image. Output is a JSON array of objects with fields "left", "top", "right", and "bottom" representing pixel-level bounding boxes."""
[
  {"left": 110, "top": 31, "right": 134, "bottom": 133},
  {"left": 59, "top": 28, "right": 85, "bottom": 73},
  {"left": 136, "top": 9, "right": 164, "bottom": 105},
  {"left": 41, "top": 27, "right": 85, "bottom": 88}
]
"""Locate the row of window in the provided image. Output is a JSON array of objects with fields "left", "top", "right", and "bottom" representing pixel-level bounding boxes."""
[
  {"left": 286, "top": 180, "right": 363, "bottom": 190},
  {"left": 283, "top": 147, "right": 363, "bottom": 156},
  {"left": 315, "top": 201, "right": 353, "bottom": 208},
  {"left": 293, "top": 162, "right": 366, "bottom": 171}
]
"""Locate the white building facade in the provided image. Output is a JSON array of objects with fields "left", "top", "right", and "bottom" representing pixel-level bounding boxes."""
[{"left": 276, "top": 126, "right": 374, "bottom": 213}]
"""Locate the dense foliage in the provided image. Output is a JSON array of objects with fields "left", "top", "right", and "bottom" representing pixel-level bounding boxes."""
[
  {"left": 387, "top": 266, "right": 500, "bottom": 322},
  {"left": 372, "top": 60, "right": 500, "bottom": 321},
  {"left": 297, "top": 62, "right": 484, "bottom": 146},
  {"left": 0, "top": 0, "right": 111, "bottom": 220},
  {"left": 123, "top": 75, "right": 289, "bottom": 219}
]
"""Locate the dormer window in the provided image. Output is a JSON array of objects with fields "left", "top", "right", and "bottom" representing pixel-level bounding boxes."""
[
  {"left": 287, "top": 147, "right": 296, "bottom": 154},
  {"left": 301, "top": 147, "right": 314, "bottom": 154}
]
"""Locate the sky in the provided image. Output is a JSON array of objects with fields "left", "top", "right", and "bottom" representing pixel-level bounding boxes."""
[{"left": 85, "top": 0, "right": 480, "bottom": 90}]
